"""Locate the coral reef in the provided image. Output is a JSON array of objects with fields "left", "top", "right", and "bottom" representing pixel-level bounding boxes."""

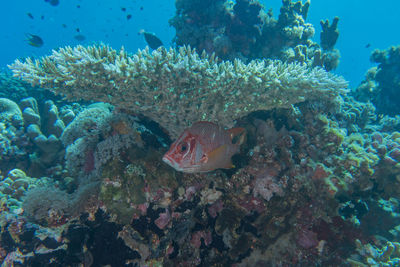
[
  {"left": 348, "top": 239, "right": 400, "bottom": 266},
  {"left": 0, "top": 98, "right": 23, "bottom": 128},
  {"left": 0, "top": 210, "right": 140, "bottom": 266},
  {"left": 2, "top": 2, "right": 400, "bottom": 265},
  {"left": 6, "top": 40, "right": 400, "bottom": 266},
  {"left": 0, "top": 169, "right": 49, "bottom": 212},
  {"left": 354, "top": 45, "right": 400, "bottom": 116},
  {"left": 0, "top": 96, "right": 70, "bottom": 176},
  {"left": 24, "top": 98, "right": 65, "bottom": 168},
  {"left": 170, "top": 0, "right": 340, "bottom": 70},
  {"left": 0, "top": 121, "right": 26, "bottom": 168},
  {"left": 61, "top": 103, "right": 113, "bottom": 177},
  {"left": 1, "top": 92, "right": 400, "bottom": 265},
  {"left": 0, "top": 71, "right": 32, "bottom": 102},
  {"left": 9, "top": 45, "right": 347, "bottom": 137}
]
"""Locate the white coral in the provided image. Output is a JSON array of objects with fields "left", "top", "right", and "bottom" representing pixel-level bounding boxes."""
[{"left": 9, "top": 45, "right": 348, "bottom": 137}]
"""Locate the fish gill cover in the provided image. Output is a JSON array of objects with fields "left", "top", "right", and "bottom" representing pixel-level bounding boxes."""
[{"left": 1, "top": 0, "right": 400, "bottom": 266}]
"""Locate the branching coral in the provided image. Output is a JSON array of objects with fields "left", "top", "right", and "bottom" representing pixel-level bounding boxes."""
[
  {"left": 354, "top": 45, "right": 400, "bottom": 116},
  {"left": 320, "top": 17, "right": 339, "bottom": 51},
  {"left": 171, "top": 0, "right": 341, "bottom": 70},
  {"left": 9, "top": 45, "right": 347, "bottom": 137},
  {"left": 348, "top": 239, "right": 400, "bottom": 266}
]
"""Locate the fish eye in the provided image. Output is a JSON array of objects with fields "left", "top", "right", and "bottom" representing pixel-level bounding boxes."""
[
  {"left": 178, "top": 142, "right": 189, "bottom": 153},
  {"left": 179, "top": 142, "right": 188, "bottom": 152}
]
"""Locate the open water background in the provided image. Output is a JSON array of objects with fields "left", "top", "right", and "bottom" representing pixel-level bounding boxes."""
[{"left": 1, "top": 0, "right": 399, "bottom": 87}]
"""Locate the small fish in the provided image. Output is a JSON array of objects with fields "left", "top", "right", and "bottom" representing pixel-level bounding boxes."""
[
  {"left": 163, "top": 121, "right": 246, "bottom": 173},
  {"left": 27, "top": 13, "right": 34, "bottom": 19},
  {"left": 139, "top": 29, "right": 163, "bottom": 50},
  {"left": 365, "top": 43, "right": 371, "bottom": 48},
  {"left": 45, "top": 0, "right": 59, "bottom": 6},
  {"left": 74, "top": 34, "right": 86, "bottom": 41},
  {"left": 127, "top": 14, "right": 132, "bottom": 20},
  {"left": 121, "top": 7, "right": 126, "bottom": 12},
  {"left": 26, "top": 34, "right": 44, "bottom": 47}
]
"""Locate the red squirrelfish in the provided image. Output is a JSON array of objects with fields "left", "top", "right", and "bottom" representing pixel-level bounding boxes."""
[{"left": 162, "top": 121, "right": 246, "bottom": 173}]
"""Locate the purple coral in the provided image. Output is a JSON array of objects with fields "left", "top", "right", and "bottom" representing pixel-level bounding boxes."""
[
  {"left": 154, "top": 209, "right": 171, "bottom": 230},
  {"left": 252, "top": 168, "right": 284, "bottom": 201}
]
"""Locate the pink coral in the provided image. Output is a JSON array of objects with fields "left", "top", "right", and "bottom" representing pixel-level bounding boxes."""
[
  {"left": 237, "top": 196, "right": 266, "bottom": 214},
  {"left": 252, "top": 168, "right": 284, "bottom": 201},
  {"left": 84, "top": 149, "right": 95, "bottom": 173},
  {"left": 312, "top": 164, "right": 331, "bottom": 180},
  {"left": 297, "top": 228, "right": 319, "bottom": 249},
  {"left": 190, "top": 231, "right": 212, "bottom": 249},
  {"left": 155, "top": 209, "right": 171, "bottom": 230},
  {"left": 207, "top": 199, "right": 223, "bottom": 218}
]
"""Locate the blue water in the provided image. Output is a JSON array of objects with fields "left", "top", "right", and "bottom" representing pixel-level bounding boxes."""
[{"left": 1, "top": 0, "right": 400, "bottom": 87}]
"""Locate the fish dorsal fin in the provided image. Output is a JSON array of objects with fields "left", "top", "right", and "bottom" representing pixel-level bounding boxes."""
[{"left": 227, "top": 127, "right": 246, "bottom": 145}]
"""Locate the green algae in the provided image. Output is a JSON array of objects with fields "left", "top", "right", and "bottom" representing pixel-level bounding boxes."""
[{"left": 99, "top": 145, "right": 180, "bottom": 224}]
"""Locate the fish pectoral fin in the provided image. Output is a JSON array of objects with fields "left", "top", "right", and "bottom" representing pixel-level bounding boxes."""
[
  {"left": 228, "top": 127, "right": 247, "bottom": 145},
  {"left": 207, "top": 145, "right": 235, "bottom": 169},
  {"left": 207, "top": 144, "right": 228, "bottom": 162}
]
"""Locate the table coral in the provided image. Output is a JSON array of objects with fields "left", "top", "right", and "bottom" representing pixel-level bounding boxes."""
[{"left": 9, "top": 45, "right": 347, "bottom": 138}]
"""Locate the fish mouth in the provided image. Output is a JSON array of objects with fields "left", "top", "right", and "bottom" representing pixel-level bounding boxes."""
[
  {"left": 162, "top": 155, "right": 181, "bottom": 171},
  {"left": 162, "top": 155, "right": 200, "bottom": 173}
]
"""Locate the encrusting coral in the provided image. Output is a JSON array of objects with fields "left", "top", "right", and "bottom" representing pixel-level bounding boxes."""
[{"left": 9, "top": 45, "right": 347, "bottom": 137}]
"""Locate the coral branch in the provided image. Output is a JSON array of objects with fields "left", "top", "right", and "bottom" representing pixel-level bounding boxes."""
[
  {"left": 320, "top": 16, "right": 340, "bottom": 51},
  {"left": 9, "top": 45, "right": 347, "bottom": 137}
]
